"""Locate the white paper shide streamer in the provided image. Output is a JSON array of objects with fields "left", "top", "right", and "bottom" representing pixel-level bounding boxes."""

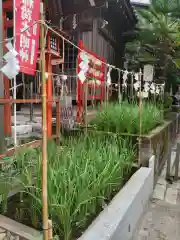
[
  {"left": 0, "top": 42, "right": 20, "bottom": 79},
  {"left": 122, "top": 70, "right": 128, "bottom": 88},
  {"left": 106, "top": 66, "right": 112, "bottom": 86},
  {"left": 78, "top": 51, "right": 89, "bottom": 83}
]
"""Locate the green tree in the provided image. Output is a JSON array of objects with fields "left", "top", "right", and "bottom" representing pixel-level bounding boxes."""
[
  {"left": 151, "top": 0, "right": 180, "bottom": 15},
  {"left": 125, "top": 2, "right": 180, "bottom": 81}
]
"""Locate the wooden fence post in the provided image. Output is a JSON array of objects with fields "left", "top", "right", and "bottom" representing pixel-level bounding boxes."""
[
  {"left": 174, "top": 142, "right": 180, "bottom": 181},
  {"left": 166, "top": 142, "right": 172, "bottom": 181}
]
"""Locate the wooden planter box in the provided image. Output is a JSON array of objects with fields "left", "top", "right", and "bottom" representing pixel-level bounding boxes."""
[
  {"left": 78, "top": 112, "right": 180, "bottom": 184},
  {"left": 79, "top": 166, "right": 154, "bottom": 240},
  {"left": 0, "top": 166, "right": 154, "bottom": 240},
  {"left": 139, "top": 113, "right": 180, "bottom": 183}
]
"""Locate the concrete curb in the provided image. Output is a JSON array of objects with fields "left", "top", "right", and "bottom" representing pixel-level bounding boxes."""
[
  {"left": 0, "top": 157, "right": 155, "bottom": 240},
  {"left": 79, "top": 165, "right": 154, "bottom": 240}
]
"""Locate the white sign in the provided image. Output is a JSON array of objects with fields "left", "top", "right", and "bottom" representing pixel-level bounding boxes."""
[{"left": 143, "top": 64, "right": 154, "bottom": 82}]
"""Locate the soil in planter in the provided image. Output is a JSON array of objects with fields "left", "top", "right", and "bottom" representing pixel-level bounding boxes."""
[
  {"left": 0, "top": 166, "right": 137, "bottom": 239},
  {"left": 0, "top": 193, "right": 43, "bottom": 231}
]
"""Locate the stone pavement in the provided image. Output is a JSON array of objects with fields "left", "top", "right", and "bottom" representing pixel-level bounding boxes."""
[
  {"left": 133, "top": 150, "right": 180, "bottom": 240},
  {"left": 133, "top": 201, "right": 180, "bottom": 240}
]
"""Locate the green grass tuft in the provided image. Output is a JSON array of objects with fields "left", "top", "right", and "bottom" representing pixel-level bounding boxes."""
[
  {"left": 90, "top": 102, "right": 164, "bottom": 134},
  {"left": 0, "top": 135, "right": 135, "bottom": 240}
]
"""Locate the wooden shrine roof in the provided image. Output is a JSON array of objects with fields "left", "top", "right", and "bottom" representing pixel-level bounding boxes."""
[{"left": 45, "top": 0, "right": 137, "bottom": 26}]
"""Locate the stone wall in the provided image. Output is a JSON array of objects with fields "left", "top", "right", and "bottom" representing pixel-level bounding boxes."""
[
  {"left": 79, "top": 167, "right": 154, "bottom": 240},
  {"left": 0, "top": 227, "right": 20, "bottom": 240}
]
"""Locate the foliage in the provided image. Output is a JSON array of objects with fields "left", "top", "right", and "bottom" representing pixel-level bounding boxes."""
[
  {"left": 125, "top": 2, "right": 180, "bottom": 77},
  {"left": 0, "top": 136, "right": 135, "bottom": 240},
  {"left": 151, "top": 0, "right": 180, "bottom": 15},
  {"left": 90, "top": 102, "right": 163, "bottom": 134},
  {"left": 164, "top": 92, "right": 173, "bottom": 109},
  {"left": 0, "top": 148, "right": 39, "bottom": 213}
]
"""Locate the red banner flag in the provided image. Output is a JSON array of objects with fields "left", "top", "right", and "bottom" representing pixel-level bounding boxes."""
[{"left": 15, "top": 0, "right": 40, "bottom": 75}]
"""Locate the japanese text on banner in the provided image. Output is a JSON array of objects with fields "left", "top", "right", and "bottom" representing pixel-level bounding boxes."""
[{"left": 15, "top": 0, "right": 40, "bottom": 75}]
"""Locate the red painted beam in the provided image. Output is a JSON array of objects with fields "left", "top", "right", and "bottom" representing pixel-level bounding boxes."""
[
  {"left": 3, "top": 0, "right": 13, "bottom": 11},
  {"left": 0, "top": 98, "right": 58, "bottom": 104},
  {"left": 4, "top": 19, "right": 13, "bottom": 28}
]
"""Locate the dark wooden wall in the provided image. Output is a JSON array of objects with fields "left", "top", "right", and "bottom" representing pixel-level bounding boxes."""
[
  {"left": 45, "top": 0, "right": 136, "bottom": 67},
  {"left": 45, "top": 0, "right": 136, "bottom": 93},
  {"left": 80, "top": 19, "right": 115, "bottom": 64}
]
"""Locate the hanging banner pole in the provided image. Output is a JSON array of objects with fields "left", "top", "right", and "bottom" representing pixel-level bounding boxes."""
[
  {"left": 13, "top": 0, "right": 17, "bottom": 146},
  {"left": 40, "top": 3, "right": 49, "bottom": 240},
  {"left": 138, "top": 69, "right": 142, "bottom": 166}
]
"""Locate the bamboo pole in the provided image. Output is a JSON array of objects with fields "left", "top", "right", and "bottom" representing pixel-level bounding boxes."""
[
  {"left": 13, "top": 0, "right": 17, "bottom": 147},
  {"left": 138, "top": 69, "right": 142, "bottom": 166},
  {"left": 40, "top": 3, "right": 49, "bottom": 240}
]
